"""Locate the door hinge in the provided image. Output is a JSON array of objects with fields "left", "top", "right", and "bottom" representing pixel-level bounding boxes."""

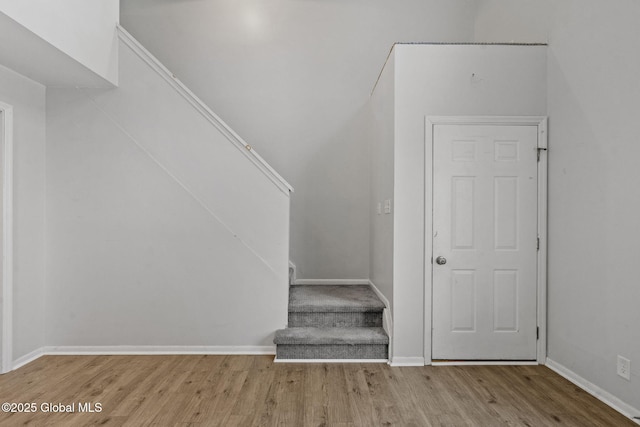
[
  {"left": 537, "top": 236, "right": 540, "bottom": 251},
  {"left": 537, "top": 147, "right": 547, "bottom": 162},
  {"left": 536, "top": 327, "right": 539, "bottom": 340}
]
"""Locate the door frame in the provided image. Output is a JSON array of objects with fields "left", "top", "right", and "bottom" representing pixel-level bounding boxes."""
[
  {"left": 0, "top": 102, "right": 14, "bottom": 374},
  {"left": 424, "top": 116, "right": 548, "bottom": 365}
]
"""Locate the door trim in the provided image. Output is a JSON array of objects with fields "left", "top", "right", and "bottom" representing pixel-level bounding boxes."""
[
  {"left": 424, "top": 116, "right": 547, "bottom": 365},
  {"left": 0, "top": 102, "right": 14, "bottom": 374}
]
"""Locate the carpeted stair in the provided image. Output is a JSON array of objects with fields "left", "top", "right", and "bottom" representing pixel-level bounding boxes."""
[{"left": 274, "top": 285, "right": 389, "bottom": 360}]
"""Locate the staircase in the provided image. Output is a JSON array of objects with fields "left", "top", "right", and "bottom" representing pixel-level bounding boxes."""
[{"left": 274, "top": 285, "right": 389, "bottom": 360}]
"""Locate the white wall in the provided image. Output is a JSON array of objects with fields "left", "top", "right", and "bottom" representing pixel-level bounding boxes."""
[
  {"left": 392, "top": 44, "right": 546, "bottom": 362},
  {"left": 476, "top": 0, "right": 640, "bottom": 412},
  {"left": 0, "top": 65, "right": 46, "bottom": 362},
  {"left": 120, "top": 0, "right": 477, "bottom": 281},
  {"left": 369, "top": 51, "right": 395, "bottom": 306},
  {"left": 45, "top": 37, "right": 290, "bottom": 348},
  {"left": 0, "top": 0, "right": 119, "bottom": 85}
]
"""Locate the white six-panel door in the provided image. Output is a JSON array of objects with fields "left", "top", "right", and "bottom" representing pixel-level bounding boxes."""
[{"left": 432, "top": 124, "right": 539, "bottom": 360}]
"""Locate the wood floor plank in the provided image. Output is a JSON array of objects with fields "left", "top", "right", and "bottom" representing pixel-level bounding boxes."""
[
  {"left": 229, "top": 358, "right": 273, "bottom": 418},
  {"left": 342, "top": 363, "right": 377, "bottom": 426},
  {"left": 189, "top": 356, "right": 255, "bottom": 426},
  {"left": 364, "top": 363, "right": 404, "bottom": 425},
  {"left": 301, "top": 364, "right": 329, "bottom": 427},
  {"left": 0, "top": 356, "right": 635, "bottom": 427},
  {"left": 326, "top": 364, "right": 353, "bottom": 425},
  {"left": 381, "top": 366, "right": 434, "bottom": 426},
  {"left": 273, "top": 365, "right": 305, "bottom": 426}
]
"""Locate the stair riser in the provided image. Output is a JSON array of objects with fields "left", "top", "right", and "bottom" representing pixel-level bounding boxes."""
[
  {"left": 276, "top": 344, "right": 388, "bottom": 360},
  {"left": 288, "top": 312, "right": 382, "bottom": 328}
]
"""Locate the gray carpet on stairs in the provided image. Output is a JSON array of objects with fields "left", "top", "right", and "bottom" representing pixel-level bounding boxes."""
[
  {"left": 274, "top": 326, "right": 388, "bottom": 345},
  {"left": 288, "top": 285, "right": 385, "bottom": 312},
  {"left": 288, "top": 311, "right": 382, "bottom": 327},
  {"left": 274, "top": 285, "right": 389, "bottom": 360},
  {"left": 276, "top": 344, "right": 388, "bottom": 360}
]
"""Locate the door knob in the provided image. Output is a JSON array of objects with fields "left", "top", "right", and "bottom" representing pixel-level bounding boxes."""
[{"left": 435, "top": 256, "right": 447, "bottom": 265}]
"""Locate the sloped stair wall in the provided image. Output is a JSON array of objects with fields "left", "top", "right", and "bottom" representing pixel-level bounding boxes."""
[{"left": 44, "top": 28, "right": 291, "bottom": 350}]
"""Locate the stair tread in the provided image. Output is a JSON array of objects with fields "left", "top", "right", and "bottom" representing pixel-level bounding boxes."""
[
  {"left": 274, "top": 327, "right": 389, "bottom": 345},
  {"left": 289, "top": 285, "right": 385, "bottom": 313}
]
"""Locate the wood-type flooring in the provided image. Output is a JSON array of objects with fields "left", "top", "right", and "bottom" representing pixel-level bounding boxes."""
[{"left": 0, "top": 355, "right": 635, "bottom": 426}]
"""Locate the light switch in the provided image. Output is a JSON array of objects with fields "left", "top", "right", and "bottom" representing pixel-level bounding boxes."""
[{"left": 376, "top": 202, "right": 382, "bottom": 215}]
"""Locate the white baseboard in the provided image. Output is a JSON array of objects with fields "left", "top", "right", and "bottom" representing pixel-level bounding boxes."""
[
  {"left": 274, "top": 358, "right": 387, "bottom": 364},
  {"left": 43, "top": 345, "right": 276, "bottom": 355},
  {"left": 368, "top": 280, "right": 393, "bottom": 359},
  {"left": 390, "top": 357, "right": 425, "bottom": 367},
  {"left": 545, "top": 358, "right": 640, "bottom": 425},
  {"left": 293, "top": 279, "right": 370, "bottom": 285},
  {"left": 12, "top": 347, "right": 45, "bottom": 371},
  {"left": 7, "top": 346, "right": 275, "bottom": 372},
  {"left": 432, "top": 361, "right": 537, "bottom": 366},
  {"left": 288, "top": 260, "right": 297, "bottom": 285}
]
